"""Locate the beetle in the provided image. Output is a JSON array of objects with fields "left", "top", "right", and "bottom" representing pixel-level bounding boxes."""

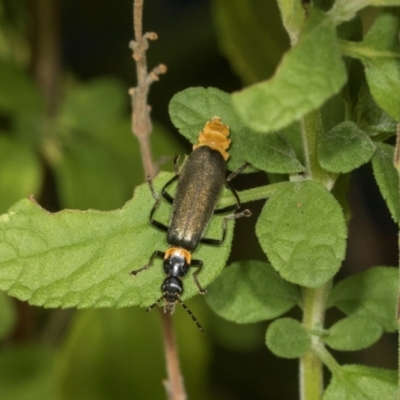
[{"left": 131, "top": 117, "right": 251, "bottom": 330}]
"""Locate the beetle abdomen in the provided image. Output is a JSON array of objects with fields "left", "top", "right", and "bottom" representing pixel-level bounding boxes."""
[{"left": 167, "top": 146, "right": 226, "bottom": 251}]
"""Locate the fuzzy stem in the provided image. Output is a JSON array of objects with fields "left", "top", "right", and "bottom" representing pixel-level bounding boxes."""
[
  {"left": 300, "top": 282, "right": 332, "bottom": 400},
  {"left": 300, "top": 109, "right": 335, "bottom": 188}
]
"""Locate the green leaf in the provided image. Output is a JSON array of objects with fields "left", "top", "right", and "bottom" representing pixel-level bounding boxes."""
[
  {"left": 324, "top": 315, "right": 383, "bottom": 351},
  {"left": 320, "top": 94, "right": 346, "bottom": 134},
  {"left": 363, "top": 9, "right": 400, "bottom": 121},
  {"left": 169, "top": 87, "right": 248, "bottom": 170},
  {"left": 355, "top": 82, "right": 397, "bottom": 137},
  {"left": 0, "top": 345, "right": 57, "bottom": 400},
  {"left": 232, "top": 8, "right": 347, "bottom": 132},
  {"left": 281, "top": 121, "right": 304, "bottom": 164},
  {"left": 345, "top": 9, "right": 400, "bottom": 120},
  {"left": 58, "top": 77, "right": 127, "bottom": 133},
  {"left": 0, "top": 61, "right": 43, "bottom": 113},
  {"left": 328, "top": 266, "right": 398, "bottom": 332},
  {"left": 0, "top": 136, "right": 42, "bottom": 213},
  {"left": 329, "top": 0, "right": 400, "bottom": 24},
  {"left": 235, "top": 129, "right": 304, "bottom": 174},
  {"left": 206, "top": 260, "right": 300, "bottom": 323},
  {"left": 266, "top": 318, "right": 311, "bottom": 358},
  {"left": 0, "top": 173, "right": 235, "bottom": 309},
  {"left": 0, "top": 291, "right": 15, "bottom": 339},
  {"left": 58, "top": 308, "right": 211, "bottom": 400},
  {"left": 277, "top": 0, "right": 306, "bottom": 44},
  {"left": 169, "top": 87, "right": 241, "bottom": 139},
  {"left": 324, "top": 365, "right": 397, "bottom": 400},
  {"left": 331, "top": 173, "right": 352, "bottom": 223},
  {"left": 318, "top": 121, "right": 376, "bottom": 173},
  {"left": 256, "top": 180, "right": 347, "bottom": 287},
  {"left": 170, "top": 87, "right": 304, "bottom": 173},
  {"left": 369, "top": 0, "right": 400, "bottom": 6},
  {"left": 371, "top": 143, "right": 400, "bottom": 224},
  {"left": 212, "top": 0, "right": 289, "bottom": 84}
]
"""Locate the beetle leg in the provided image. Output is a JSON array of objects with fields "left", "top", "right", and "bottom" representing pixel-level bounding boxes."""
[
  {"left": 146, "top": 180, "right": 170, "bottom": 232},
  {"left": 160, "top": 155, "right": 180, "bottom": 204},
  {"left": 201, "top": 209, "right": 251, "bottom": 245},
  {"left": 190, "top": 259, "right": 207, "bottom": 294},
  {"left": 130, "top": 250, "right": 165, "bottom": 276},
  {"left": 214, "top": 162, "right": 249, "bottom": 214}
]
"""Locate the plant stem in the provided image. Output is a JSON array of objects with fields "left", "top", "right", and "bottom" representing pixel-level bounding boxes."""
[
  {"left": 300, "top": 281, "right": 331, "bottom": 400},
  {"left": 22, "top": 0, "right": 63, "bottom": 345},
  {"left": 130, "top": 2, "right": 184, "bottom": 399},
  {"left": 300, "top": 109, "right": 335, "bottom": 189},
  {"left": 312, "top": 341, "right": 341, "bottom": 377},
  {"left": 29, "top": 0, "right": 61, "bottom": 116},
  {"left": 130, "top": 0, "right": 166, "bottom": 179},
  {"left": 160, "top": 312, "right": 187, "bottom": 400},
  {"left": 218, "top": 181, "right": 289, "bottom": 208}
]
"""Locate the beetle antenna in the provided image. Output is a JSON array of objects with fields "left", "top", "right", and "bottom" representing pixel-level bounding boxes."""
[
  {"left": 177, "top": 298, "right": 204, "bottom": 333},
  {"left": 146, "top": 295, "right": 163, "bottom": 312}
]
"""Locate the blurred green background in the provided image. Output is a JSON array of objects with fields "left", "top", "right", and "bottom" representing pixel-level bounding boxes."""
[{"left": 0, "top": 1, "right": 397, "bottom": 399}]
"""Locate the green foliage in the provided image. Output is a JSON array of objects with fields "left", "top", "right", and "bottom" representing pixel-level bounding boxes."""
[
  {"left": 324, "top": 316, "right": 383, "bottom": 351},
  {"left": 232, "top": 8, "right": 347, "bottom": 132},
  {"left": 235, "top": 130, "right": 305, "bottom": 174},
  {"left": 324, "top": 365, "right": 397, "bottom": 400},
  {"left": 256, "top": 180, "right": 347, "bottom": 287},
  {"left": 372, "top": 143, "right": 400, "bottom": 223},
  {"left": 277, "top": 0, "right": 306, "bottom": 44},
  {"left": 0, "top": 1, "right": 399, "bottom": 399},
  {"left": 355, "top": 83, "right": 397, "bottom": 137},
  {"left": 212, "top": 0, "right": 289, "bottom": 84},
  {"left": 328, "top": 267, "right": 398, "bottom": 332},
  {"left": 0, "top": 173, "right": 235, "bottom": 308},
  {"left": 356, "top": 9, "right": 400, "bottom": 121},
  {"left": 206, "top": 260, "right": 300, "bottom": 323},
  {"left": 266, "top": 318, "right": 311, "bottom": 358},
  {"left": 170, "top": 86, "right": 306, "bottom": 174},
  {"left": 318, "top": 121, "right": 376, "bottom": 173}
]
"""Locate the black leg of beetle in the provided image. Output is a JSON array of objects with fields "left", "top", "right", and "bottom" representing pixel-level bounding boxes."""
[
  {"left": 160, "top": 155, "right": 180, "bottom": 204},
  {"left": 190, "top": 259, "right": 207, "bottom": 294},
  {"left": 130, "top": 250, "right": 165, "bottom": 275},
  {"left": 214, "top": 162, "right": 250, "bottom": 215},
  {"left": 200, "top": 209, "right": 252, "bottom": 245},
  {"left": 226, "top": 162, "right": 250, "bottom": 183},
  {"left": 147, "top": 180, "right": 169, "bottom": 232},
  {"left": 146, "top": 295, "right": 164, "bottom": 311},
  {"left": 161, "top": 174, "right": 178, "bottom": 204},
  {"left": 173, "top": 154, "right": 180, "bottom": 175},
  {"left": 213, "top": 185, "right": 240, "bottom": 215}
]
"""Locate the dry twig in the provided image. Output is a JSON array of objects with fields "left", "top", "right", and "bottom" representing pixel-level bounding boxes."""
[
  {"left": 130, "top": 2, "right": 186, "bottom": 400},
  {"left": 130, "top": 0, "right": 166, "bottom": 178}
]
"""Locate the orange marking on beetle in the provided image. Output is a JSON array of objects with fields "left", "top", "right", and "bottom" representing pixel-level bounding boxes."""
[
  {"left": 165, "top": 247, "right": 192, "bottom": 265},
  {"left": 193, "top": 117, "right": 231, "bottom": 160}
]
